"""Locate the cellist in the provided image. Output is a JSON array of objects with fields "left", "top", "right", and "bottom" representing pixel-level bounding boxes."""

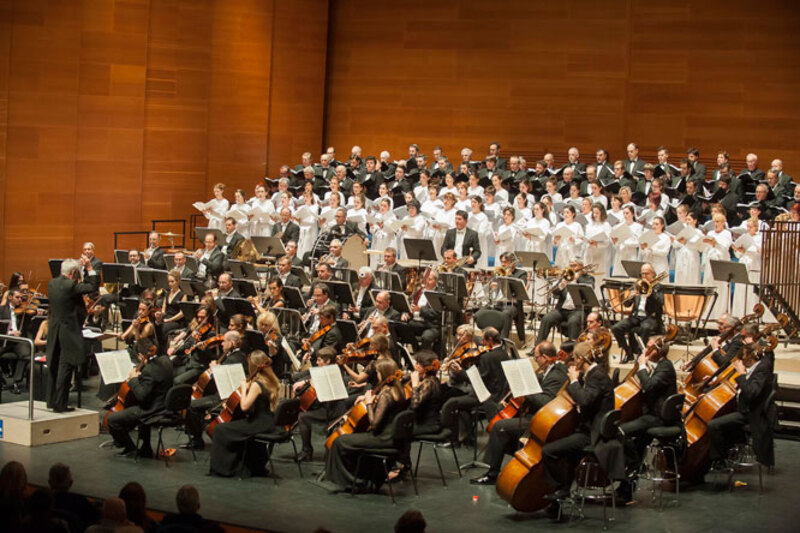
[
  {"left": 471, "top": 341, "right": 568, "bottom": 485},
  {"left": 106, "top": 338, "right": 172, "bottom": 458},
  {"left": 707, "top": 335, "right": 774, "bottom": 472},
  {"left": 617, "top": 335, "right": 677, "bottom": 503},
  {"left": 681, "top": 313, "right": 742, "bottom": 372},
  {"left": 541, "top": 348, "right": 614, "bottom": 515}
]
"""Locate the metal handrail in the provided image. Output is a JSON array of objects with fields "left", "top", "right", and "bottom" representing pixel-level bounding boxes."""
[{"left": 0, "top": 334, "right": 35, "bottom": 420}]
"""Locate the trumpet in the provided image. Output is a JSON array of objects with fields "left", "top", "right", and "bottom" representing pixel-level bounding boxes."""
[
  {"left": 437, "top": 256, "right": 468, "bottom": 273},
  {"left": 620, "top": 272, "right": 668, "bottom": 305}
]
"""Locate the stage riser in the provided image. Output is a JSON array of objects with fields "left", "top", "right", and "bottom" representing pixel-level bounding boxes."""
[{"left": 0, "top": 401, "right": 98, "bottom": 447}]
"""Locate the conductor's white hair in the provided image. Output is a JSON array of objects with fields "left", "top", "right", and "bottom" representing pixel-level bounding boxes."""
[{"left": 61, "top": 259, "right": 81, "bottom": 276}]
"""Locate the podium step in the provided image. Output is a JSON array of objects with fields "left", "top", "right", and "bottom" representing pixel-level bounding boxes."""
[{"left": 0, "top": 401, "right": 98, "bottom": 446}]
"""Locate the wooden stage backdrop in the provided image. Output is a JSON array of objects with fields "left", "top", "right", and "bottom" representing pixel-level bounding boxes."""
[
  {"left": 0, "top": 0, "right": 329, "bottom": 284},
  {"left": 2, "top": 0, "right": 800, "bottom": 286}
]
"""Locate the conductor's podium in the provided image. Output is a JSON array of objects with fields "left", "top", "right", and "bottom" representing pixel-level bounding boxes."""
[{"left": 0, "top": 401, "right": 98, "bottom": 446}]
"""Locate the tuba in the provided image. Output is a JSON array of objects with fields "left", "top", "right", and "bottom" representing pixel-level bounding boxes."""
[{"left": 231, "top": 238, "right": 260, "bottom": 263}]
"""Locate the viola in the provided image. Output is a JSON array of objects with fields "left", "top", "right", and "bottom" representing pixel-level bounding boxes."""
[
  {"left": 496, "top": 382, "right": 579, "bottom": 512},
  {"left": 301, "top": 324, "right": 332, "bottom": 353}
]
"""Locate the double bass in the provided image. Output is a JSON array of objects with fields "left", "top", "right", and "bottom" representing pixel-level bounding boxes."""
[{"left": 614, "top": 324, "right": 678, "bottom": 423}]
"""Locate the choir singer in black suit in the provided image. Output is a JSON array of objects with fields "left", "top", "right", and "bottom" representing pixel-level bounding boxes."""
[{"left": 440, "top": 210, "right": 481, "bottom": 265}]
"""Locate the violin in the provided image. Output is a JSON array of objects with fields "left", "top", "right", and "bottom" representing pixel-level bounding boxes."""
[{"left": 185, "top": 334, "right": 224, "bottom": 355}]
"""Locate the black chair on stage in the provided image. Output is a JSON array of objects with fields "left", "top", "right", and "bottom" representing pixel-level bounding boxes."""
[
  {"left": 412, "top": 397, "right": 462, "bottom": 486},
  {"left": 726, "top": 385, "right": 777, "bottom": 494},
  {"left": 641, "top": 393, "right": 685, "bottom": 508},
  {"left": 351, "top": 409, "right": 418, "bottom": 504},
  {"left": 243, "top": 398, "right": 303, "bottom": 484},
  {"left": 474, "top": 308, "right": 510, "bottom": 339},
  {"left": 136, "top": 384, "right": 194, "bottom": 466}
]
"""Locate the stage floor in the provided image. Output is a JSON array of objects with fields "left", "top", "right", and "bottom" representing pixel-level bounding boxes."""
[{"left": 1, "top": 377, "right": 799, "bottom": 533}]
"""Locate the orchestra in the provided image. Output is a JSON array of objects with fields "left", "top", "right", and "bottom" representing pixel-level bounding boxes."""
[{"left": 3, "top": 142, "right": 796, "bottom": 523}]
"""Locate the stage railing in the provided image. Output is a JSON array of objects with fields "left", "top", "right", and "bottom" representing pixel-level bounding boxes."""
[
  {"left": 0, "top": 334, "right": 35, "bottom": 420},
  {"left": 761, "top": 220, "right": 800, "bottom": 337}
]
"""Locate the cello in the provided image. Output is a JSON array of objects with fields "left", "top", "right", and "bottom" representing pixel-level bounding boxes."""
[
  {"left": 102, "top": 344, "right": 156, "bottom": 429},
  {"left": 486, "top": 357, "right": 540, "bottom": 433},
  {"left": 191, "top": 340, "right": 232, "bottom": 400},
  {"left": 614, "top": 324, "right": 677, "bottom": 423},
  {"left": 495, "top": 353, "right": 590, "bottom": 512},
  {"left": 206, "top": 358, "right": 272, "bottom": 437}
]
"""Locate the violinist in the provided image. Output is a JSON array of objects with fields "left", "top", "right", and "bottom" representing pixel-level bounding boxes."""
[
  {"left": 0, "top": 288, "right": 34, "bottom": 394},
  {"left": 209, "top": 350, "right": 281, "bottom": 478},
  {"left": 250, "top": 278, "right": 285, "bottom": 316},
  {"left": 541, "top": 348, "right": 613, "bottom": 511},
  {"left": 446, "top": 327, "right": 510, "bottom": 442},
  {"left": 106, "top": 338, "right": 173, "bottom": 458},
  {"left": 681, "top": 314, "right": 742, "bottom": 371},
  {"left": 172, "top": 306, "right": 218, "bottom": 384},
  {"left": 610, "top": 262, "right": 664, "bottom": 364},
  {"left": 707, "top": 333, "right": 775, "bottom": 472},
  {"left": 255, "top": 311, "right": 291, "bottom": 376},
  {"left": 536, "top": 257, "right": 596, "bottom": 344},
  {"left": 324, "top": 359, "right": 408, "bottom": 491},
  {"left": 391, "top": 350, "right": 444, "bottom": 482},
  {"left": 0, "top": 271, "right": 25, "bottom": 306},
  {"left": 339, "top": 333, "right": 394, "bottom": 394},
  {"left": 292, "top": 347, "right": 348, "bottom": 462},
  {"left": 471, "top": 341, "right": 568, "bottom": 485},
  {"left": 183, "top": 331, "right": 248, "bottom": 451},
  {"left": 617, "top": 335, "right": 677, "bottom": 502},
  {"left": 118, "top": 301, "right": 155, "bottom": 346},
  {"left": 299, "top": 305, "right": 343, "bottom": 369},
  {"left": 166, "top": 305, "right": 213, "bottom": 360}
]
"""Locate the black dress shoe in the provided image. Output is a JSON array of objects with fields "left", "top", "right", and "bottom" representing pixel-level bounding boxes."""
[
  {"left": 470, "top": 473, "right": 498, "bottom": 485},
  {"left": 297, "top": 450, "right": 314, "bottom": 462},
  {"left": 11, "top": 383, "right": 21, "bottom": 395},
  {"left": 138, "top": 448, "right": 154, "bottom": 459},
  {"left": 180, "top": 440, "right": 204, "bottom": 451},
  {"left": 52, "top": 406, "right": 76, "bottom": 413},
  {"left": 116, "top": 448, "right": 137, "bottom": 457}
]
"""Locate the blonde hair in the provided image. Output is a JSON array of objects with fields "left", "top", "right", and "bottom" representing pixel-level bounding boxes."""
[
  {"left": 712, "top": 213, "right": 726, "bottom": 224},
  {"left": 248, "top": 350, "right": 280, "bottom": 411},
  {"left": 256, "top": 311, "right": 281, "bottom": 335}
]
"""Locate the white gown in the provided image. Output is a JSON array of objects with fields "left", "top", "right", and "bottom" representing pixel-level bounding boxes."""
[
  {"left": 702, "top": 229, "right": 733, "bottom": 320},
  {"left": 296, "top": 204, "right": 320, "bottom": 257},
  {"left": 641, "top": 232, "right": 671, "bottom": 278},
  {"left": 431, "top": 208, "right": 457, "bottom": 261},
  {"left": 524, "top": 217, "right": 552, "bottom": 260},
  {"left": 227, "top": 203, "right": 251, "bottom": 238},
  {"left": 732, "top": 232, "right": 765, "bottom": 318},
  {"left": 672, "top": 231, "right": 702, "bottom": 285},
  {"left": 249, "top": 199, "right": 275, "bottom": 237},
  {"left": 553, "top": 221, "right": 584, "bottom": 268},
  {"left": 398, "top": 214, "right": 427, "bottom": 258},
  {"left": 468, "top": 212, "right": 491, "bottom": 268},
  {"left": 205, "top": 198, "right": 229, "bottom": 231},
  {"left": 494, "top": 222, "right": 517, "bottom": 259},
  {"left": 584, "top": 220, "right": 612, "bottom": 277},
  {"left": 611, "top": 222, "right": 642, "bottom": 276},
  {"left": 370, "top": 212, "right": 397, "bottom": 269}
]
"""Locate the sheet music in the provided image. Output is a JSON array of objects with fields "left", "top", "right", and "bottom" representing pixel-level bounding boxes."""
[
  {"left": 466, "top": 366, "right": 491, "bottom": 403},
  {"left": 82, "top": 328, "right": 107, "bottom": 340},
  {"left": 211, "top": 364, "right": 246, "bottom": 400},
  {"left": 734, "top": 233, "right": 755, "bottom": 251},
  {"left": 638, "top": 229, "right": 659, "bottom": 248},
  {"left": 310, "top": 365, "right": 349, "bottom": 402},
  {"left": 192, "top": 201, "right": 212, "bottom": 212},
  {"left": 610, "top": 223, "right": 633, "bottom": 242},
  {"left": 96, "top": 350, "right": 134, "bottom": 385},
  {"left": 502, "top": 359, "right": 543, "bottom": 398}
]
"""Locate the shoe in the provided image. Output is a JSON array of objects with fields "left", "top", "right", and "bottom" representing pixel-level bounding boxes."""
[
  {"left": 544, "top": 488, "right": 569, "bottom": 501},
  {"left": 11, "top": 383, "right": 21, "bottom": 395},
  {"left": 297, "top": 450, "right": 314, "bottom": 462},
  {"left": 470, "top": 472, "right": 498, "bottom": 485},
  {"left": 387, "top": 464, "right": 409, "bottom": 483},
  {"left": 138, "top": 448, "right": 154, "bottom": 459},
  {"left": 616, "top": 480, "right": 634, "bottom": 504},
  {"left": 180, "top": 440, "right": 204, "bottom": 451},
  {"left": 116, "top": 447, "right": 137, "bottom": 457},
  {"left": 52, "top": 406, "right": 76, "bottom": 413}
]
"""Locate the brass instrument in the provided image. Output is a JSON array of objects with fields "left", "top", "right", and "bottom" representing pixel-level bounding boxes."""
[
  {"left": 231, "top": 238, "right": 260, "bottom": 262},
  {"left": 494, "top": 259, "right": 518, "bottom": 278},
  {"left": 620, "top": 271, "right": 668, "bottom": 306},
  {"left": 437, "top": 256, "right": 468, "bottom": 273},
  {"left": 540, "top": 262, "right": 597, "bottom": 298},
  {"left": 535, "top": 266, "right": 562, "bottom": 278}
]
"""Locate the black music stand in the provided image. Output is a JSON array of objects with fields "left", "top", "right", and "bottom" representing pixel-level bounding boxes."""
[
  {"left": 194, "top": 227, "right": 226, "bottom": 246},
  {"left": 114, "top": 250, "right": 129, "bottom": 263},
  {"left": 336, "top": 320, "right": 359, "bottom": 345},
  {"left": 290, "top": 267, "right": 312, "bottom": 287},
  {"left": 244, "top": 329, "right": 268, "bottom": 354},
  {"left": 220, "top": 297, "right": 256, "bottom": 323},
  {"left": 101, "top": 264, "right": 136, "bottom": 297},
  {"left": 622, "top": 260, "right": 646, "bottom": 279},
  {"left": 389, "top": 320, "right": 420, "bottom": 352},
  {"left": 711, "top": 260, "right": 749, "bottom": 316},
  {"left": 252, "top": 236, "right": 285, "bottom": 258},
  {"left": 403, "top": 238, "right": 437, "bottom": 270},
  {"left": 374, "top": 270, "right": 403, "bottom": 292},
  {"left": 232, "top": 279, "right": 257, "bottom": 298},
  {"left": 136, "top": 268, "right": 169, "bottom": 293},
  {"left": 272, "top": 307, "right": 306, "bottom": 340},
  {"left": 333, "top": 268, "right": 358, "bottom": 287},
  {"left": 374, "top": 290, "right": 412, "bottom": 315},
  {"left": 178, "top": 301, "right": 203, "bottom": 322},
  {"left": 327, "top": 280, "right": 355, "bottom": 307},
  {"left": 48, "top": 259, "right": 64, "bottom": 278},
  {"left": 227, "top": 260, "right": 246, "bottom": 279},
  {"left": 439, "top": 272, "right": 469, "bottom": 302},
  {"left": 567, "top": 283, "right": 601, "bottom": 331},
  {"left": 426, "top": 291, "right": 462, "bottom": 354},
  {"left": 516, "top": 251, "right": 551, "bottom": 327},
  {"left": 283, "top": 286, "right": 307, "bottom": 310},
  {"left": 165, "top": 254, "right": 199, "bottom": 273}
]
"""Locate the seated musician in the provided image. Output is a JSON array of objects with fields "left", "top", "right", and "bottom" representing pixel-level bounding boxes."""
[
  {"left": 471, "top": 341, "right": 568, "bottom": 485},
  {"left": 118, "top": 301, "right": 155, "bottom": 348},
  {"left": 166, "top": 305, "right": 214, "bottom": 361},
  {"left": 144, "top": 231, "right": 167, "bottom": 270},
  {"left": 707, "top": 335, "right": 774, "bottom": 472},
  {"left": 275, "top": 256, "right": 302, "bottom": 289},
  {"left": 326, "top": 239, "right": 350, "bottom": 270},
  {"left": 183, "top": 331, "right": 247, "bottom": 450},
  {"left": 681, "top": 313, "right": 742, "bottom": 372},
  {"left": 159, "top": 270, "right": 187, "bottom": 338},
  {"left": 255, "top": 311, "right": 292, "bottom": 376},
  {"left": 379, "top": 247, "right": 406, "bottom": 292},
  {"left": 489, "top": 252, "right": 530, "bottom": 343},
  {"left": 402, "top": 270, "right": 443, "bottom": 352},
  {"left": 610, "top": 262, "right": 664, "bottom": 364},
  {"left": 0, "top": 288, "right": 34, "bottom": 394},
  {"left": 339, "top": 333, "right": 395, "bottom": 395},
  {"left": 299, "top": 305, "right": 343, "bottom": 369},
  {"left": 323, "top": 359, "right": 407, "bottom": 491},
  {"left": 172, "top": 306, "right": 219, "bottom": 385},
  {"left": 358, "top": 291, "right": 400, "bottom": 336},
  {"left": 250, "top": 278, "right": 285, "bottom": 315},
  {"left": 446, "top": 327, "right": 510, "bottom": 441},
  {"left": 106, "top": 338, "right": 173, "bottom": 458},
  {"left": 306, "top": 263, "right": 335, "bottom": 299},
  {"left": 349, "top": 267, "right": 377, "bottom": 320},
  {"left": 617, "top": 336, "right": 677, "bottom": 502},
  {"left": 284, "top": 240, "right": 304, "bottom": 267},
  {"left": 209, "top": 350, "right": 281, "bottom": 478},
  {"left": 173, "top": 251, "right": 195, "bottom": 279},
  {"left": 214, "top": 273, "right": 241, "bottom": 326},
  {"left": 554, "top": 312, "right": 605, "bottom": 357},
  {"left": 536, "top": 258, "right": 595, "bottom": 344},
  {"left": 292, "top": 347, "right": 349, "bottom": 462},
  {"left": 304, "top": 284, "right": 340, "bottom": 334},
  {"left": 222, "top": 216, "right": 244, "bottom": 259},
  {"left": 194, "top": 233, "right": 225, "bottom": 284},
  {"left": 541, "top": 348, "right": 614, "bottom": 513},
  {"left": 440, "top": 249, "right": 468, "bottom": 276}
]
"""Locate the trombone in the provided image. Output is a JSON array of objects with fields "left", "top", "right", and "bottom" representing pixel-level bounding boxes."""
[
  {"left": 539, "top": 263, "right": 597, "bottom": 298},
  {"left": 620, "top": 272, "right": 668, "bottom": 306}
]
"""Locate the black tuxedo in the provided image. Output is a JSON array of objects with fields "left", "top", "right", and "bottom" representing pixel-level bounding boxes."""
[
  {"left": 719, "top": 189, "right": 741, "bottom": 225},
  {"left": 611, "top": 286, "right": 664, "bottom": 360},
  {"left": 596, "top": 162, "right": 614, "bottom": 182},
  {"left": 46, "top": 272, "right": 100, "bottom": 410},
  {"left": 277, "top": 272, "right": 302, "bottom": 289},
  {"left": 624, "top": 158, "right": 647, "bottom": 177},
  {"left": 691, "top": 161, "right": 707, "bottom": 180},
  {"left": 197, "top": 247, "right": 225, "bottom": 281},
  {"left": 310, "top": 324, "right": 343, "bottom": 361},
  {"left": 385, "top": 262, "right": 406, "bottom": 292},
  {"left": 330, "top": 220, "right": 365, "bottom": 240},
  {"left": 537, "top": 274, "right": 595, "bottom": 343},
  {"left": 146, "top": 247, "right": 167, "bottom": 270},
  {"left": 224, "top": 231, "right": 245, "bottom": 258},
  {"left": 272, "top": 221, "right": 300, "bottom": 245},
  {"left": 360, "top": 305, "right": 400, "bottom": 324},
  {"left": 177, "top": 264, "right": 195, "bottom": 279},
  {"left": 493, "top": 267, "right": 530, "bottom": 342},
  {"left": 441, "top": 227, "right": 481, "bottom": 262}
]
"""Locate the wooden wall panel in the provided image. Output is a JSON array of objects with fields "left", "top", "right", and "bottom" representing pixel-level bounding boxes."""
[
  {"left": 1, "top": 0, "right": 329, "bottom": 285},
  {"left": 324, "top": 0, "right": 800, "bottom": 175}
]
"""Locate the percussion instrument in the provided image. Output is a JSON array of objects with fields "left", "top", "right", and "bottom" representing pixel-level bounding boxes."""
[
  {"left": 601, "top": 277, "right": 635, "bottom": 316},
  {"left": 661, "top": 284, "right": 716, "bottom": 323}
]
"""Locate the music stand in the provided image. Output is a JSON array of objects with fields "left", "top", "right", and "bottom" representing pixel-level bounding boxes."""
[
  {"left": 374, "top": 270, "right": 403, "bottom": 292},
  {"left": 376, "top": 290, "right": 411, "bottom": 315},
  {"left": 403, "top": 238, "right": 437, "bottom": 270},
  {"left": 328, "top": 280, "right": 355, "bottom": 307},
  {"left": 290, "top": 267, "right": 312, "bottom": 287},
  {"left": 272, "top": 307, "right": 306, "bottom": 339},
  {"left": 622, "top": 260, "right": 646, "bottom": 279},
  {"left": 251, "top": 236, "right": 285, "bottom": 258},
  {"left": 336, "top": 320, "right": 359, "bottom": 345},
  {"left": 439, "top": 272, "right": 469, "bottom": 302},
  {"left": 101, "top": 264, "right": 136, "bottom": 296},
  {"left": 165, "top": 254, "right": 199, "bottom": 272},
  {"left": 227, "top": 260, "right": 246, "bottom": 279},
  {"left": 426, "top": 291, "right": 462, "bottom": 354},
  {"left": 220, "top": 297, "right": 257, "bottom": 323},
  {"left": 516, "top": 251, "right": 551, "bottom": 328},
  {"left": 567, "top": 283, "right": 601, "bottom": 333},
  {"left": 114, "top": 250, "right": 129, "bottom": 263},
  {"left": 232, "top": 279, "right": 258, "bottom": 298},
  {"left": 238, "top": 262, "right": 259, "bottom": 281},
  {"left": 283, "top": 286, "right": 307, "bottom": 310},
  {"left": 333, "top": 267, "right": 358, "bottom": 287},
  {"left": 194, "top": 227, "right": 226, "bottom": 246},
  {"left": 136, "top": 268, "right": 169, "bottom": 292},
  {"left": 389, "top": 320, "right": 420, "bottom": 352},
  {"left": 244, "top": 329, "right": 268, "bottom": 354},
  {"left": 48, "top": 259, "right": 65, "bottom": 278},
  {"left": 711, "top": 260, "right": 749, "bottom": 316},
  {"left": 178, "top": 301, "right": 203, "bottom": 322},
  {"left": 178, "top": 280, "right": 198, "bottom": 299}
]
